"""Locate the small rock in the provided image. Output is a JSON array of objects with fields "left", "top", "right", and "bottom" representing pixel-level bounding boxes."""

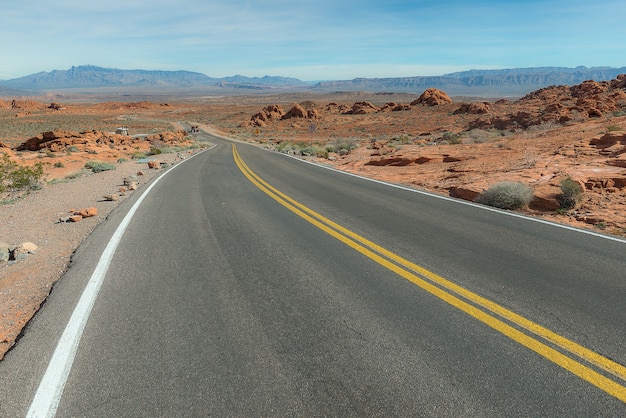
[
  {"left": 0, "top": 241, "right": 12, "bottom": 263},
  {"left": 69, "top": 215, "right": 83, "bottom": 222},
  {"left": 137, "top": 171, "right": 144, "bottom": 176},
  {"left": 13, "top": 242, "right": 38, "bottom": 260},
  {"left": 147, "top": 161, "right": 160, "bottom": 169},
  {"left": 74, "top": 207, "right": 98, "bottom": 218},
  {"left": 103, "top": 194, "right": 119, "bottom": 201},
  {"left": 124, "top": 175, "right": 139, "bottom": 185}
]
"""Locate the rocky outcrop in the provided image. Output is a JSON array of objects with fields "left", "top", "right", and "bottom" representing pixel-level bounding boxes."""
[
  {"left": 346, "top": 101, "right": 379, "bottom": 114},
  {"left": 282, "top": 104, "right": 307, "bottom": 119},
  {"left": 15, "top": 129, "right": 188, "bottom": 152},
  {"left": 249, "top": 105, "right": 285, "bottom": 126},
  {"left": 454, "top": 102, "right": 490, "bottom": 115},
  {"left": 411, "top": 88, "right": 452, "bottom": 106},
  {"left": 379, "top": 102, "right": 412, "bottom": 112}
]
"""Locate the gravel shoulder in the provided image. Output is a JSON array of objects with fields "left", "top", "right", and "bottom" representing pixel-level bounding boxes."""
[{"left": 0, "top": 152, "right": 193, "bottom": 360}]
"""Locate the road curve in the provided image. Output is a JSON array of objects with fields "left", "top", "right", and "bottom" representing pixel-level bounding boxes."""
[{"left": 1, "top": 132, "right": 625, "bottom": 416}]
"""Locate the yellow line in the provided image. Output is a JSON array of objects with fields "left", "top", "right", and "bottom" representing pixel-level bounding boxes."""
[{"left": 233, "top": 144, "right": 626, "bottom": 402}]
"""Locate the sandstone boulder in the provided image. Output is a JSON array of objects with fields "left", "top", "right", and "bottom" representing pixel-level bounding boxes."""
[
  {"left": 449, "top": 186, "right": 482, "bottom": 202},
  {"left": 281, "top": 104, "right": 308, "bottom": 120},
  {"left": 249, "top": 105, "right": 284, "bottom": 126},
  {"left": 74, "top": 207, "right": 98, "bottom": 218},
  {"left": 453, "top": 102, "right": 490, "bottom": 115},
  {"left": 346, "top": 101, "right": 379, "bottom": 114},
  {"left": 529, "top": 185, "right": 561, "bottom": 211},
  {"left": 411, "top": 88, "right": 452, "bottom": 106},
  {"left": 13, "top": 242, "right": 38, "bottom": 260}
]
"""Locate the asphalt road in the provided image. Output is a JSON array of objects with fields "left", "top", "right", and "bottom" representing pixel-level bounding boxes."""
[{"left": 1, "top": 132, "right": 625, "bottom": 416}]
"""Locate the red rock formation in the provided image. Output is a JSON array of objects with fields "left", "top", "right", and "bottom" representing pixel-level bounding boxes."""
[
  {"left": 249, "top": 104, "right": 284, "bottom": 126},
  {"left": 411, "top": 88, "right": 452, "bottom": 106},
  {"left": 281, "top": 104, "right": 308, "bottom": 119},
  {"left": 346, "top": 101, "right": 379, "bottom": 114},
  {"left": 453, "top": 102, "right": 490, "bottom": 115}
]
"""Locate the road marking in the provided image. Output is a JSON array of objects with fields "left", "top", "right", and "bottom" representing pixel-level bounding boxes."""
[
  {"left": 27, "top": 150, "right": 208, "bottom": 418},
  {"left": 233, "top": 144, "right": 626, "bottom": 403}
]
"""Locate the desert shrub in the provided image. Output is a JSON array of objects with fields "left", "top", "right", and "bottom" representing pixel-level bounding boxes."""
[
  {"left": 0, "top": 154, "right": 16, "bottom": 192},
  {"left": 606, "top": 125, "right": 622, "bottom": 132},
  {"left": 441, "top": 132, "right": 463, "bottom": 145},
  {"left": 316, "top": 148, "right": 329, "bottom": 159},
  {"left": 117, "top": 158, "right": 128, "bottom": 163},
  {"left": 1, "top": 154, "right": 44, "bottom": 192},
  {"left": 149, "top": 147, "right": 163, "bottom": 155},
  {"left": 64, "top": 169, "right": 90, "bottom": 180},
  {"left": 131, "top": 151, "right": 147, "bottom": 159},
  {"left": 475, "top": 181, "right": 533, "bottom": 209},
  {"left": 54, "top": 161, "right": 65, "bottom": 168},
  {"left": 557, "top": 177, "right": 584, "bottom": 209},
  {"left": 391, "top": 135, "right": 411, "bottom": 144},
  {"left": 327, "top": 139, "right": 358, "bottom": 155},
  {"left": 9, "top": 164, "right": 44, "bottom": 191},
  {"left": 67, "top": 146, "right": 80, "bottom": 153},
  {"left": 84, "top": 160, "right": 116, "bottom": 173}
]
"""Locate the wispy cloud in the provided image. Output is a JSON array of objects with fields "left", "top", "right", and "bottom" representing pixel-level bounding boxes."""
[{"left": 1, "top": 0, "right": 625, "bottom": 80}]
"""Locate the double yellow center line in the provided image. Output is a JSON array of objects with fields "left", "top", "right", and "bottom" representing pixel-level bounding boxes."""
[{"left": 233, "top": 144, "right": 626, "bottom": 402}]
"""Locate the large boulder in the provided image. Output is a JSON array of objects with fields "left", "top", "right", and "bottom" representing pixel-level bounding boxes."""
[
  {"left": 453, "top": 102, "right": 490, "bottom": 115},
  {"left": 411, "top": 88, "right": 452, "bottom": 106},
  {"left": 249, "top": 105, "right": 284, "bottom": 126},
  {"left": 281, "top": 104, "right": 308, "bottom": 119},
  {"left": 346, "top": 101, "right": 379, "bottom": 114}
]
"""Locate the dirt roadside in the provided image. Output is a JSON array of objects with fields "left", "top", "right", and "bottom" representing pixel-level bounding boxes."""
[{"left": 0, "top": 151, "right": 196, "bottom": 360}]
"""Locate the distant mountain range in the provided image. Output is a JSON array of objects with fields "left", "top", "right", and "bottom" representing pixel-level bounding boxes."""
[
  {"left": 1, "top": 65, "right": 625, "bottom": 97},
  {"left": 311, "top": 66, "right": 626, "bottom": 96}
]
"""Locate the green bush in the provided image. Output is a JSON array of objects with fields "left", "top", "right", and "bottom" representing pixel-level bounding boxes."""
[
  {"left": 475, "top": 181, "right": 533, "bottom": 210},
  {"left": 84, "top": 160, "right": 116, "bottom": 173},
  {"left": 326, "top": 139, "right": 358, "bottom": 155},
  {"left": 64, "top": 169, "right": 89, "bottom": 180},
  {"left": 131, "top": 151, "right": 147, "bottom": 160},
  {"left": 1, "top": 154, "right": 44, "bottom": 193},
  {"left": 557, "top": 177, "right": 583, "bottom": 209},
  {"left": 442, "top": 132, "right": 463, "bottom": 145}
]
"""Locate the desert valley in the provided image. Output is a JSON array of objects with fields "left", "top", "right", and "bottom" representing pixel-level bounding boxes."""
[{"left": 1, "top": 73, "right": 626, "bottom": 359}]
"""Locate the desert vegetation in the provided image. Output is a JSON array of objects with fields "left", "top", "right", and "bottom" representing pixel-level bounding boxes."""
[
  {"left": 0, "top": 154, "right": 44, "bottom": 199},
  {"left": 475, "top": 181, "right": 534, "bottom": 210}
]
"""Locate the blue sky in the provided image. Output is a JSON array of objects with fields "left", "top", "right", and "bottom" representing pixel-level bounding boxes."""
[{"left": 1, "top": 0, "right": 625, "bottom": 81}]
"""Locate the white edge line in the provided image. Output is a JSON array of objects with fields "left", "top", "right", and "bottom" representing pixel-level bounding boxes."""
[
  {"left": 270, "top": 150, "right": 626, "bottom": 245},
  {"left": 26, "top": 148, "right": 210, "bottom": 418}
]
